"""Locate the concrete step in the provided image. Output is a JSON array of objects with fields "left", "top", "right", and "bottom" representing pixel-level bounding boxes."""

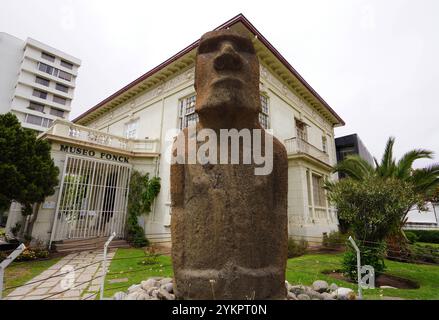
[
  {"left": 53, "top": 238, "right": 130, "bottom": 253},
  {"left": 55, "top": 239, "right": 127, "bottom": 249}
]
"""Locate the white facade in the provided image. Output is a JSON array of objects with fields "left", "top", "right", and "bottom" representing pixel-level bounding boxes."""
[
  {"left": 0, "top": 32, "right": 81, "bottom": 133},
  {"left": 5, "top": 15, "right": 345, "bottom": 246}
]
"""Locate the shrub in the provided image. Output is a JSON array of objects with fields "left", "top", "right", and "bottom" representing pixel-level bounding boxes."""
[
  {"left": 404, "top": 231, "right": 419, "bottom": 244},
  {"left": 14, "top": 248, "right": 50, "bottom": 262},
  {"left": 287, "top": 238, "right": 308, "bottom": 258},
  {"left": 406, "top": 230, "right": 439, "bottom": 244},
  {"left": 342, "top": 241, "right": 387, "bottom": 281},
  {"left": 126, "top": 171, "right": 160, "bottom": 248},
  {"left": 322, "top": 231, "right": 349, "bottom": 249}
]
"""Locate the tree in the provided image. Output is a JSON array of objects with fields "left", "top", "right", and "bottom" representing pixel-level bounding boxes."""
[
  {"left": 326, "top": 176, "right": 417, "bottom": 279},
  {"left": 0, "top": 113, "right": 59, "bottom": 239},
  {"left": 333, "top": 137, "right": 439, "bottom": 235}
]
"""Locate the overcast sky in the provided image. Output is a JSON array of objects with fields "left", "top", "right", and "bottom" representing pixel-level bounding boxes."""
[{"left": 1, "top": 0, "right": 438, "bottom": 168}]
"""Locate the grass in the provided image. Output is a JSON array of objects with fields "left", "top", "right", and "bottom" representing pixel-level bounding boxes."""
[
  {"left": 103, "top": 248, "right": 173, "bottom": 298},
  {"left": 106, "top": 249, "right": 439, "bottom": 300},
  {"left": 286, "top": 253, "right": 439, "bottom": 300},
  {"left": 416, "top": 242, "right": 439, "bottom": 249},
  {"left": 3, "top": 256, "right": 62, "bottom": 296}
]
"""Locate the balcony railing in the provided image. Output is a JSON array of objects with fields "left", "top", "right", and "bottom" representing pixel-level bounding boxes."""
[
  {"left": 42, "top": 119, "right": 159, "bottom": 154},
  {"left": 284, "top": 137, "right": 330, "bottom": 165}
]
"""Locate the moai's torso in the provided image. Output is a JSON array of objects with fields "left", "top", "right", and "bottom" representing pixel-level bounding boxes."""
[{"left": 171, "top": 127, "right": 288, "bottom": 299}]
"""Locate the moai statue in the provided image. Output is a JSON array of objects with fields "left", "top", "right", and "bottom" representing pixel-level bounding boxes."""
[{"left": 170, "top": 29, "right": 288, "bottom": 300}]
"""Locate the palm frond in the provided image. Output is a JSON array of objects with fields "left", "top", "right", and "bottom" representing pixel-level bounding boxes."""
[
  {"left": 378, "top": 137, "right": 396, "bottom": 177},
  {"left": 410, "top": 164, "right": 439, "bottom": 196},
  {"left": 333, "top": 154, "right": 375, "bottom": 181},
  {"left": 396, "top": 149, "right": 434, "bottom": 179}
]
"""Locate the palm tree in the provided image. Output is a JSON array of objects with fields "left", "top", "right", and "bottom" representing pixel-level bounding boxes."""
[{"left": 332, "top": 137, "right": 439, "bottom": 240}]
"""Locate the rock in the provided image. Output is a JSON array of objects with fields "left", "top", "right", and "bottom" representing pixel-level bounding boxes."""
[
  {"left": 113, "top": 292, "right": 127, "bottom": 300},
  {"left": 290, "top": 285, "right": 306, "bottom": 295},
  {"left": 136, "top": 293, "right": 151, "bottom": 300},
  {"left": 321, "top": 292, "right": 335, "bottom": 300},
  {"left": 158, "top": 288, "right": 173, "bottom": 300},
  {"left": 161, "top": 282, "right": 174, "bottom": 293},
  {"left": 297, "top": 294, "right": 310, "bottom": 300},
  {"left": 305, "top": 288, "right": 323, "bottom": 299},
  {"left": 334, "top": 288, "right": 355, "bottom": 300},
  {"left": 329, "top": 283, "right": 338, "bottom": 292},
  {"left": 141, "top": 279, "right": 158, "bottom": 290},
  {"left": 150, "top": 289, "right": 159, "bottom": 299},
  {"left": 125, "top": 292, "right": 141, "bottom": 300},
  {"left": 312, "top": 280, "right": 329, "bottom": 293},
  {"left": 380, "top": 286, "right": 397, "bottom": 289},
  {"left": 285, "top": 281, "right": 293, "bottom": 292},
  {"left": 146, "top": 287, "right": 158, "bottom": 295},
  {"left": 287, "top": 292, "right": 297, "bottom": 300},
  {"left": 168, "top": 293, "right": 176, "bottom": 300},
  {"left": 127, "top": 284, "right": 141, "bottom": 293},
  {"left": 159, "top": 277, "right": 173, "bottom": 285}
]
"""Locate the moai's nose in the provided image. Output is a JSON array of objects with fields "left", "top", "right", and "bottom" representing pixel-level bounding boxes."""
[{"left": 214, "top": 42, "right": 243, "bottom": 71}]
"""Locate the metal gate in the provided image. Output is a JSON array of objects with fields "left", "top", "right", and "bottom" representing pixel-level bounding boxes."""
[{"left": 50, "top": 155, "right": 132, "bottom": 242}]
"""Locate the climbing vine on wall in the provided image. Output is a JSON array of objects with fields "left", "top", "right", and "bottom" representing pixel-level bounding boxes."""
[{"left": 127, "top": 171, "right": 161, "bottom": 247}]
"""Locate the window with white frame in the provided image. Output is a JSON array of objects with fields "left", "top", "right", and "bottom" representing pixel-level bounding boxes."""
[
  {"left": 259, "top": 94, "right": 269, "bottom": 129},
  {"left": 178, "top": 95, "right": 198, "bottom": 129},
  {"left": 124, "top": 119, "right": 138, "bottom": 139},
  {"left": 178, "top": 94, "right": 270, "bottom": 129},
  {"left": 312, "top": 173, "right": 326, "bottom": 207}
]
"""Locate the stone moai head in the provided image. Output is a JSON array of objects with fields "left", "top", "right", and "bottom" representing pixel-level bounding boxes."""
[{"left": 194, "top": 29, "right": 261, "bottom": 122}]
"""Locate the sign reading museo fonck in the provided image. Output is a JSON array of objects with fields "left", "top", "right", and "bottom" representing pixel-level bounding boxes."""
[{"left": 60, "top": 144, "right": 129, "bottom": 163}]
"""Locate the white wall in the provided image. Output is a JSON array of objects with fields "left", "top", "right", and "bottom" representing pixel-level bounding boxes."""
[{"left": 0, "top": 32, "right": 23, "bottom": 114}]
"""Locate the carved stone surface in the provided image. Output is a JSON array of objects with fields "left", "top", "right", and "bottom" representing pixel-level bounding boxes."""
[{"left": 170, "top": 29, "right": 288, "bottom": 300}]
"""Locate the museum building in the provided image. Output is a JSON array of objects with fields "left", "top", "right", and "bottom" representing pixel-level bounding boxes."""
[{"left": 6, "top": 14, "right": 345, "bottom": 248}]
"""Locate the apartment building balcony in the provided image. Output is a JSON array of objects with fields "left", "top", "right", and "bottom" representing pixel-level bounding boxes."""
[
  {"left": 284, "top": 137, "right": 331, "bottom": 168},
  {"left": 40, "top": 120, "right": 160, "bottom": 156}
]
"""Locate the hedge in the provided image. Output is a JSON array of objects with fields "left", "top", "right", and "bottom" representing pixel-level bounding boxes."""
[{"left": 404, "top": 229, "right": 439, "bottom": 244}]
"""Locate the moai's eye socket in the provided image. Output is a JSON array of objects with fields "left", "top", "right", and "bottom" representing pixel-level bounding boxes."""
[
  {"left": 198, "top": 39, "right": 219, "bottom": 54},
  {"left": 234, "top": 38, "right": 256, "bottom": 54}
]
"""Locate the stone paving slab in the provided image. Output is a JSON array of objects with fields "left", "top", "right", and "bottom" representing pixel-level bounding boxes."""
[{"left": 5, "top": 248, "right": 116, "bottom": 300}]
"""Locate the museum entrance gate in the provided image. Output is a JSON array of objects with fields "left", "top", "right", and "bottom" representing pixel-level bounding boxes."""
[{"left": 51, "top": 155, "right": 132, "bottom": 242}]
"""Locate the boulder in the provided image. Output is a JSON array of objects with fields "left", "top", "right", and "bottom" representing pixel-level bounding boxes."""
[
  {"left": 287, "top": 292, "right": 297, "bottom": 300},
  {"left": 312, "top": 280, "right": 329, "bottom": 293},
  {"left": 127, "top": 284, "right": 141, "bottom": 293},
  {"left": 334, "top": 288, "right": 355, "bottom": 300},
  {"left": 161, "top": 282, "right": 174, "bottom": 293},
  {"left": 321, "top": 292, "right": 335, "bottom": 300},
  {"left": 113, "top": 292, "right": 127, "bottom": 300},
  {"left": 158, "top": 288, "right": 173, "bottom": 300},
  {"left": 141, "top": 279, "right": 158, "bottom": 290},
  {"left": 159, "top": 277, "right": 173, "bottom": 286},
  {"left": 297, "top": 294, "right": 310, "bottom": 300},
  {"left": 329, "top": 283, "right": 339, "bottom": 292},
  {"left": 125, "top": 292, "right": 141, "bottom": 300},
  {"left": 289, "top": 285, "right": 306, "bottom": 296}
]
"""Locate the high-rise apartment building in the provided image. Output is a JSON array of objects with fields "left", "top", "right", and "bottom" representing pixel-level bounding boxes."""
[{"left": 0, "top": 32, "right": 81, "bottom": 133}]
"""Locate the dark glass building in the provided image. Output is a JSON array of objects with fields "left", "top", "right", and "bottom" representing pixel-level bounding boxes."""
[{"left": 335, "top": 134, "right": 374, "bottom": 178}]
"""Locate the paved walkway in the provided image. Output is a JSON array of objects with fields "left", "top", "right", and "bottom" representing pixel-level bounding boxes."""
[{"left": 5, "top": 249, "right": 116, "bottom": 300}]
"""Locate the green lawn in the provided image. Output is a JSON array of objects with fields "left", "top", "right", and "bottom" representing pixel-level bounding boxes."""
[
  {"left": 106, "top": 249, "right": 439, "bottom": 300},
  {"left": 286, "top": 253, "right": 439, "bottom": 300},
  {"left": 3, "top": 256, "right": 62, "bottom": 296},
  {"left": 103, "top": 248, "right": 173, "bottom": 298},
  {"left": 416, "top": 242, "right": 439, "bottom": 249}
]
